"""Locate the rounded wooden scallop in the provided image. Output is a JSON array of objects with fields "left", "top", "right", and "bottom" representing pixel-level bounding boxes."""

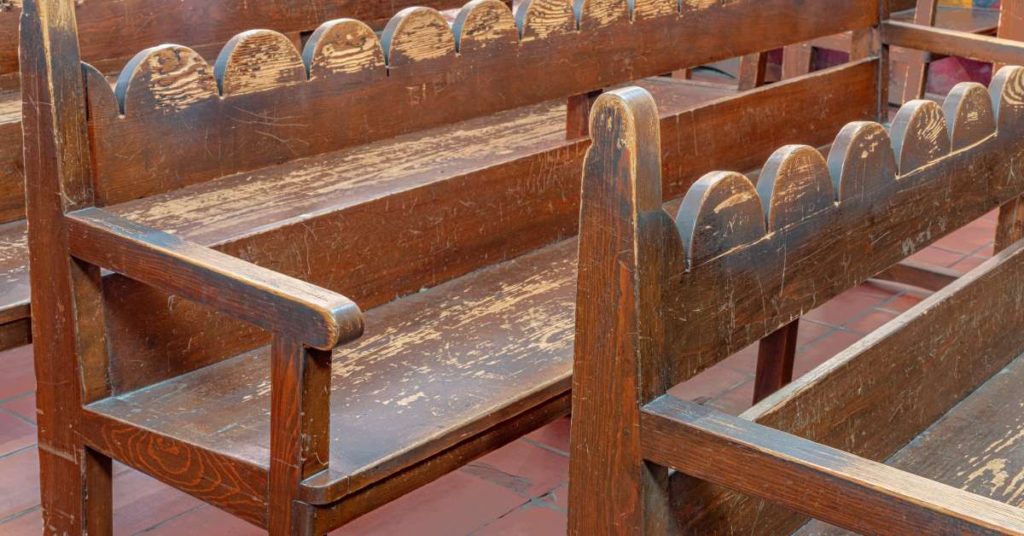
[
  {"left": 827, "top": 121, "right": 897, "bottom": 205},
  {"left": 573, "top": 0, "right": 630, "bottom": 30},
  {"left": 303, "top": 19, "right": 385, "bottom": 81},
  {"left": 756, "top": 145, "right": 835, "bottom": 231},
  {"left": 381, "top": 7, "right": 457, "bottom": 67},
  {"left": 452, "top": 0, "right": 518, "bottom": 53},
  {"left": 889, "top": 99, "right": 951, "bottom": 175},
  {"left": 84, "top": 62, "right": 121, "bottom": 119},
  {"left": 676, "top": 171, "right": 766, "bottom": 265},
  {"left": 942, "top": 82, "right": 996, "bottom": 150},
  {"left": 214, "top": 30, "right": 306, "bottom": 96},
  {"left": 115, "top": 45, "right": 217, "bottom": 115},
  {"left": 516, "top": 0, "right": 577, "bottom": 41},
  {"left": 990, "top": 65, "right": 1024, "bottom": 139},
  {"left": 632, "top": 0, "right": 679, "bottom": 20}
]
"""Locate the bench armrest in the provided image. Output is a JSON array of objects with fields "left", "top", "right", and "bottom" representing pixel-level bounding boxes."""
[
  {"left": 66, "top": 207, "right": 363, "bottom": 350},
  {"left": 640, "top": 396, "right": 1024, "bottom": 535},
  {"left": 881, "top": 21, "right": 1024, "bottom": 67}
]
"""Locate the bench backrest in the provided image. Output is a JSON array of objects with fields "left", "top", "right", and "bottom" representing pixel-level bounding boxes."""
[{"left": 568, "top": 67, "right": 1024, "bottom": 533}]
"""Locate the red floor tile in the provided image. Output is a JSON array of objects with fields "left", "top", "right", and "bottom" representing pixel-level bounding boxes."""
[
  {"left": 0, "top": 411, "right": 35, "bottom": 456},
  {"left": 473, "top": 504, "right": 566, "bottom": 536},
  {"left": 793, "top": 330, "right": 865, "bottom": 378},
  {"left": 137, "top": 505, "right": 259, "bottom": 536},
  {"left": 0, "top": 346, "right": 34, "bottom": 402},
  {"left": 950, "top": 255, "right": 989, "bottom": 274},
  {"left": 1, "top": 394, "right": 35, "bottom": 424},
  {"left": 804, "top": 286, "right": 894, "bottom": 326},
  {"left": 844, "top": 309, "right": 900, "bottom": 334},
  {"left": 707, "top": 380, "right": 755, "bottom": 415},
  {"left": 0, "top": 508, "right": 41, "bottom": 535},
  {"left": 331, "top": 472, "right": 525, "bottom": 536},
  {"left": 112, "top": 469, "right": 205, "bottom": 535},
  {"left": 907, "top": 245, "right": 966, "bottom": 268},
  {"left": 670, "top": 362, "right": 751, "bottom": 403},
  {"left": 879, "top": 292, "right": 925, "bottom": 314},
  {"left": 526, "top": 417, "right": 570, "bottom": 454},
  {"left": 463, "top": 439, "right": 568, "bottom": 498},
  {"left": 0, "top": 448, "right": 39, "bottom": 521},
  {"left": 540, "top": 483, "right": 568, "bottom": 512}
]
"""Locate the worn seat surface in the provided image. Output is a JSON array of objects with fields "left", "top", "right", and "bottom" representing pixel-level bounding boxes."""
[{"left": 795, "top": 352, "right": 1024, "bottom": 534}]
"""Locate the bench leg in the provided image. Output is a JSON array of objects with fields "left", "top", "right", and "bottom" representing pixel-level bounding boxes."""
[
  {"left": 38, "top": 445, "right": 112, "bottom": 536},
  {"left": 996, "top": 196, "right": 1024, "bottom": 254},
  {"left": 753, "top": 319, "right": 799, "bottom": 403}
]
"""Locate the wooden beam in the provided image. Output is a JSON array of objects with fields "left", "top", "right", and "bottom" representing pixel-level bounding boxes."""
[
  {"left": 642, "top": 396, "right": 1024, "bottom": 536},
  {"left": 882, "top": 20, "right": 1024, "bottom": 66}
]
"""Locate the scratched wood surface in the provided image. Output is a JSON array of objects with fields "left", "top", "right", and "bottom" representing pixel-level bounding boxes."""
[{"left": 569, "top": 67, "right": 1024, "bottom": 534}]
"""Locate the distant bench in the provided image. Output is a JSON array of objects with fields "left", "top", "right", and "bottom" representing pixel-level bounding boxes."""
[{"left": 21, "top": 0, "right": 1024, "bottom": 533}]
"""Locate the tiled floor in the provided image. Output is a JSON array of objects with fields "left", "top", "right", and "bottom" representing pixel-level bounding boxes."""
[{"left": 0, "top": 212, "right": 998, "bottom": 535}]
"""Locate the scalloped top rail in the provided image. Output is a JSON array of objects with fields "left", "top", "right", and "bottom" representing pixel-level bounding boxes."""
[
  {"left": 84, "top": 0, "right": 877, "bottom": 205},
  {"left": 581, "top": 66, "right": 1024, "bottom": 386},
  {"left": 673, "top": 68, "right": 1024, "bottom": 269},
  {"left": 1, "top": 0, "right": 475, "bottom": 77}
]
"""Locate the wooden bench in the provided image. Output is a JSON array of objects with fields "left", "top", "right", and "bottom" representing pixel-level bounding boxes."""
[
  {"left": 0, "top": 0, "right": 474, "bottom": 351},
  {"left": 23, "top": 0, "right": 1005, "bottom": 533},
  {"left": 568, "top": 67, "right": 1024, "bottom": 533},
  {"left": 771, "top": 0, "right": 1007, "bottom": 103}
]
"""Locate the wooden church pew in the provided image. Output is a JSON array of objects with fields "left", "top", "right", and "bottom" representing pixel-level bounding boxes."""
[{"left": 568, "top": 69, "right": 1024, "bottom": 534}]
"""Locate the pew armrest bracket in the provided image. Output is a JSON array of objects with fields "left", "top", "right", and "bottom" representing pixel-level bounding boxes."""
[{"left": 65, "top": 207, "right": 363, "bottom": 350}]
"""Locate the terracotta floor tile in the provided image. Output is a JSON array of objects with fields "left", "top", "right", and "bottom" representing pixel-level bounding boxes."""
[
  {"left": 139, "top": 505, "right": 260, "bottom": 536},
  {"left": 907, "top": 245, "right": 965, "bottom": 268},
  {"left": 112, "top": 469, "right": 205, "bottom": 535},
  {"left": 933, "top": 225, "right": 995, "bottom": 254},
  {"left": 950, "top": 255, "right": 989, "bottom": 274},
  {"left": 526, "top": 417, "right": 570, "bottom": 454},
  {"left": 805, "top": 286, "right": 893, "bottom": 326},
  {"left": 331, "top": 472, "right": 525, "bottom": 536},
  {"left": 540, "top": 483, "right": 568, "bottom": 512},
  {"left": 463, "top": 439, "right": 568, "bottom": 498},
  {"left": 793, "top": 330, "right": 865, "bottom": 378},
  {"left": 670, "top": 362, "right": 751, "bottom": 404},
  {"left": 1, "top": 394, "right": 35, "bottom": 424},
  {"left": 844, "top": 309, "right": 900, "bottom": 334},
  {"left": 0, "top": 508, "right": 41, "bottom": 535},
  {"left": 0, "top": 411, "right": 35, "bottom": 456},
  {"left": 707, "top": 380, "right": 755, "bottom": 415},
  {"left": 473, "top": 504, "right": 566, "bottom": 536},
  {"left": 0, "top": 448, "right": 39, "bottom": 521},
  {"left": 715, "top": 342, "right": 758, "bottom": 374},
  {"left": 0, "top": 346, "right": 34, "bottom": 402},
  {"left": 879, "top": 292, "right": 925, "bottom": 314}
]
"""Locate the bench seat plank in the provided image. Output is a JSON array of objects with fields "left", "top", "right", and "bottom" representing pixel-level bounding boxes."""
[
  {"left": 86, "top": 236, "right": 578, "bottom": 505},
  {"left": 796, "top": 353, "right": 1024, "bottom": 535}
]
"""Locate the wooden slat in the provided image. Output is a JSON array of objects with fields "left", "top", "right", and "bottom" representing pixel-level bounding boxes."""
[
  {"left": 675, "top": 216, "right": 1024, "bottom": 534},
  {"left": 882, "top": 20, "right": 1024, "bottom": 65},
  {"left": 66, "top": 207, "right": 363, "bottom": 350},
  {"left": 642, "top": 396, "right": 1024, "bottom": 535},
  {"left": 87, "top": 0, "right": 878, "bottom": 204}
]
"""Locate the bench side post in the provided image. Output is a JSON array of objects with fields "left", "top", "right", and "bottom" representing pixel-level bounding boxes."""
[
  {"left": 568, "top": 87, "right": 679, "bottom": 535},
  {"left": 20, "top": 0, "right": 111, "bottom": 534},
  {"left": 269, "top": 336, "right": 331, "bottom": 534},
  {"left": 995, "top": 1, "right": 1024, "bottom": 252}
]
